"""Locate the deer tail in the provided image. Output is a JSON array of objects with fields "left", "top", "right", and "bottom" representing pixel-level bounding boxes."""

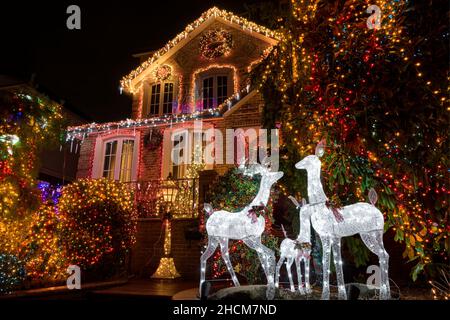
[
  {"left": 368, "top": 188, "right": 378, "bottom": 206},
  {"left": 204, "top": 203, "right": 214, "bottom": 216},
  {"left": 281, "top": 224, "right": 287, "bottom": 238}
]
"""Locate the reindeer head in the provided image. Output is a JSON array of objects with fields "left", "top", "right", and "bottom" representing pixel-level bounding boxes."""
[
  {"left": 295, "top": 140, "right": 325, "bottom": 171},
  {"left": 241, "top": 157, "right": 283, "bottom": 184}
]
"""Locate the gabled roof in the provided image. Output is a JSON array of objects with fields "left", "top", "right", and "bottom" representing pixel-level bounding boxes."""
[{"left": 120, "top": 7, "right": 279, "bottom": 93}]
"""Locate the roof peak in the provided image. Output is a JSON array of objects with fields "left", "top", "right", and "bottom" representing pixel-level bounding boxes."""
[{"left": 120, "top": 6, "right": 279, "bottom": 92}]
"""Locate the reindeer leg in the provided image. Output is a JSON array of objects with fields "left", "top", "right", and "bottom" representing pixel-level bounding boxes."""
[
  {"left": 243, "top": 236, "right": 276, "bottom": 300},
  {"left": 275, "top": 254, "right": 285, "bottom": 288},
  {"left": 295, "top": 255, "right": 305, "bottom": 294},
  {"left": 219, "top": 237, "right": 240, "bottom": 287},
  {"left": 286, "top": 257, "right": 295, "bottom": 292},
  {"left": 304, "top": 252, "right": 312, "bottom": 294},
  {"left": 320, "top": 236, "right": 331, "bottom": 300},
  {"left": 199, "top": 236, "right": 219, "bottom": 298},
  {"left": 361, "top": 231, "right": 391, "bottom": 299},
  {"left": 332, "top": 237, "right": 347, "bottom": 300}
]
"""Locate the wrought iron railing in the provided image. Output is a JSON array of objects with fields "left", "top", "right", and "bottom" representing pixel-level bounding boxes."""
[{"left": 125, "top": 179, "right": 199, "bottom": 219}]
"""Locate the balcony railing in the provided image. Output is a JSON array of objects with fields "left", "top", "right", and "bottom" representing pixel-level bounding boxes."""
[{"left": 125, "top": 179, "right": 199, "bottom": 219}]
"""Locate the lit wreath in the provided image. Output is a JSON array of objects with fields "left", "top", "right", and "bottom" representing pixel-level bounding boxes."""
[
  {"left": 199, "top": 29, "right": 232, "bottom": 59},
  {"left": 154, "top": 65, "right": 172, "bottom": 81}
]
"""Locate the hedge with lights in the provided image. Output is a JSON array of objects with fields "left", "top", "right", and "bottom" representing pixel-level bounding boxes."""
[
  {"left": 202, "top": 167, "right": 279, "bottom": 284},
  {"left": 253, "top": 0, "right": 449, "bottom": 279},
  {"left": 20, "top": 203, "right": 67, "bottom": 281},
  {"left": 58, "top": 178, "right": 138, "bottom": 270}
]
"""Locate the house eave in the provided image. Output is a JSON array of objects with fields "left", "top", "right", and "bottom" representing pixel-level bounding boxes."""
[{"left": 120, "top": 7, "right": 279, "bottom": 94}]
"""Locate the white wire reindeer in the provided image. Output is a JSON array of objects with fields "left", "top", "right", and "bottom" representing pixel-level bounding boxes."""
[
  {"left": 295, "top": 141, "right": 390, "bottom": 300},
  {"left": 200, "top": 160, "right": 283, "bottom": 299},
  {"left": 275, "top": 197, "right": 312, "bottom": 294}
]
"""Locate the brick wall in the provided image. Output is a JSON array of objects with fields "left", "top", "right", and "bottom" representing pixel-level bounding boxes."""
[
  {"left": 76, "top": 136, "right": 96, "bottom": 178},
  {"left": 138, "top": 128, "right": 163, "bottom": 181},
  {"left": 130, "top": 218, "right": 202, "bottom": 280}
]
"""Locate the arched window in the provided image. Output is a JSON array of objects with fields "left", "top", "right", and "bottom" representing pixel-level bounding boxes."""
[
  {"left": 201, "top": 74, "right": 229, "bottom": 109},
  {"left": 100, "top": 137, "right": 137, "bottom": 182}
]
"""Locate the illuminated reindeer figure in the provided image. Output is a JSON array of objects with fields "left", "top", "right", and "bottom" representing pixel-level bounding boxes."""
[
  {"left": 200, "top": 160, "right": 283, "bottom": 300},
  {"left": 295, "top": 141, "right": 390, "bottom": 300},
  {"left": 275, "top": 197, "right": 312, "bottom": 294}
]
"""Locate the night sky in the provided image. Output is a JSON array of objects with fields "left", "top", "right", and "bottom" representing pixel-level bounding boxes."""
[{"left": 0, "top": 0, "right": 260, "bottom": 122}]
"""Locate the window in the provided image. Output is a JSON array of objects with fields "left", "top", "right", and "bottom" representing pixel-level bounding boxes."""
[
  {"left": 149, "top": 84, "right": 161, "bottom": 116},
  {"left": 202, "top": 77, "right": 214, "bottom": 109},
  {"left": 201, "top": 75, "right": 228, "bottom": 109},
  {"left": 103, "top": 141, "right": 117, "bottom": 180},
  {"left": 145, "top": 82, "right": 174, "bottom": 116},
  {"left": 102, "top": 138, "right": 136, "bottom": 182},
  {"left": 217, "top": 76, "right": 228, "bottom": 105},
  {"left": 163, "top": 83, "right": 174, "bottom": 114}
]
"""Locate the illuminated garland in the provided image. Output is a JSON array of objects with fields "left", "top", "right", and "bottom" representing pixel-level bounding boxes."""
[{"left": 199, "top": 29, "right": 233, "bottom": 59}]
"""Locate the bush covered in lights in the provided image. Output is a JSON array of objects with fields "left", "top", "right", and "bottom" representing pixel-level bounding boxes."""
[
  {"left": 58, "top": 178, "right": 137, "bottom": 270},
  {"left": 202, "top": 168, "right": 279, "bottom": 284},
  {"left": 0, "top": 254, "right": 26, "bottom": 294},
  {"left": 20, "top": 204, "right": 67, "bottom": 281}
]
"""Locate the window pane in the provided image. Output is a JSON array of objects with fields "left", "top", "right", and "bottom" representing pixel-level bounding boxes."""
[
  {"left": 119, "top": 140, "right": 134, "bottom": 182},
  {"left": 202, "top": 77, "right": 214, "bottom": 110},
  {"left": 162, "top": 83, "right": 174, "bottom": 114},
  {"left": 217, "top": 76, "right": 228, "bottom": 105},
  {"left": 103, "top": 141, "right": 117, "bottom": 179},
  {"left": 149, "top": 84, "right": 161, "bottom": 116}
]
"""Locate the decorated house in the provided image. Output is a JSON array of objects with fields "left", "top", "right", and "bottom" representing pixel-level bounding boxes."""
[{"left": 66, "top": 7, "right": 279, "bottom": 279}]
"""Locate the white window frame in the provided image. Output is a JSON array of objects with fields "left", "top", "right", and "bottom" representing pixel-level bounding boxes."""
[
  {"left": 197, "top": 71, "right": 232, "bottom": 110},
  {"left": 144, "top": 81, "right": 176, "bottom": 117},
  {"left": 92, "top": 134, "right": 140, "bottom": 182}
]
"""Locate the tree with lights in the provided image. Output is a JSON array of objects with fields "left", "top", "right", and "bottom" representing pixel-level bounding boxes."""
[
  {"left": 253, "top": 0, "right": 449, "bottom": 279},
  {"left": 0, "top": 89, "right": 64, "bottom": 290}
]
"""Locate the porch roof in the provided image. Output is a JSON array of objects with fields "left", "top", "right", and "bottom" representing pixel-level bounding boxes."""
[{"left": 66, "top": 86, "right": 257, "bottom": 141}]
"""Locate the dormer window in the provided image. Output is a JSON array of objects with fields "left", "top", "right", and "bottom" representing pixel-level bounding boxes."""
[
  {"left": 144, "top": 81, "right": 175, "bottom": 117},
  {"left": 201, "top": 75, "right": 228, "bottom": 109}
]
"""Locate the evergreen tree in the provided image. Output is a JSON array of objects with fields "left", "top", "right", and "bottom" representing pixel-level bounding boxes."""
[{"left": 253, "top": 0, "right": 449, "bottom": 279}]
